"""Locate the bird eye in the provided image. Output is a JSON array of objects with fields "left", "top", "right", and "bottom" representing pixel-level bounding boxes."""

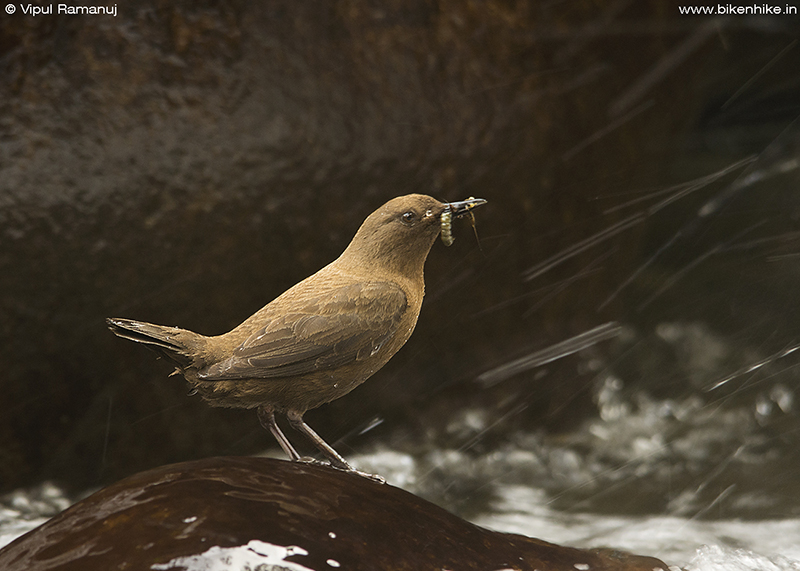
[{"left": 401, "top": 211, "right": 416, "bottom": 225}]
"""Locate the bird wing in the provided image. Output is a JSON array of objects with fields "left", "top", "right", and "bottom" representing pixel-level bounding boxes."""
[{"left": 197, "top": 282, "right": 408, "bottom": 381}]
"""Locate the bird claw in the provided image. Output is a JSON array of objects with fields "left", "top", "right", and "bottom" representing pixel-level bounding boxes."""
[
  {"left": 295, "top": 457, "right": 385, "bottom": 483},
  {"left": 297, "top": 456, "right": 329, "bottom": 466},
  {"left": 331, "top": 463, "right": 386, "bottom": 484},
  {"left": 347, "top": 469, "right": 386, "bottom": 484}
]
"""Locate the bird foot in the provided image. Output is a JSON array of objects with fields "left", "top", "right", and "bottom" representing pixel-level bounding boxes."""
[
  {"left": 329, "top": 462, "right": 386, "bottom": 484},
  {"left": 294, "top": 457, "right": 385, "bottom": 483},
  {"left": 344, "top": 468, "right": 386, "bottom": 484},
  {"left": 297, "top": 456, "right": 330, "bottom": 466}
]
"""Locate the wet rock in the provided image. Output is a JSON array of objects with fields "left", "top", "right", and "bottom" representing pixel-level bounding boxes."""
[{"left": 0, "top": 456, "right": 669, "bottom": 571}]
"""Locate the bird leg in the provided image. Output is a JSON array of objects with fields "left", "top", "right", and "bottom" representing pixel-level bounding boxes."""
[
  {"left": 257, "top": 405, "right": 301, "bottom": 462},
  {"left": 284, "top": 410, "right": 385, "bottom": 483},
  {"left": 285, "top": 409, "right": 353, "bottom": 470}
]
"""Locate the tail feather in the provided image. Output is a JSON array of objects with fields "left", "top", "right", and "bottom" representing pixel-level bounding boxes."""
[{"left": 106, "top": 317, "right": 204, "bottom": 369}]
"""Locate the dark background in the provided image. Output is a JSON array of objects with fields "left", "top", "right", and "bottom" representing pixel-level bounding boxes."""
[{"left": 2, "top": 0, "right": 799, "bottom": 502}]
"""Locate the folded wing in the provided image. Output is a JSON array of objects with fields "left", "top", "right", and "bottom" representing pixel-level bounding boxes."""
[{"left": 197, "top": 282, "right": 407, "bottom": 381}]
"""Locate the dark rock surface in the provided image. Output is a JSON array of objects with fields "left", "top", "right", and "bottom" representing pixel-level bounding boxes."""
[{"left": 0, "top": 456, "right": 670, "bottom": 571}]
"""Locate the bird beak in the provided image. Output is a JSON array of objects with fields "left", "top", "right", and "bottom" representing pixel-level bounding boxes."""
[{"left": 444, "top": 197, "right": 487, "bottom": 218}]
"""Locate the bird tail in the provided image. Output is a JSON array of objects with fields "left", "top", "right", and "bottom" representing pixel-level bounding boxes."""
[{"left": 106, "top": 317, "right": 207, "bottom": 369}]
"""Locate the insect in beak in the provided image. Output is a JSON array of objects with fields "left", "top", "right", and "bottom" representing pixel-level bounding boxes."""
[{"left": 440, "top": 197, "right": 487, "bottom": 247}]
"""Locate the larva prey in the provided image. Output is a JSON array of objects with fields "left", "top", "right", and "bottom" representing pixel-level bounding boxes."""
[{"left": 441, "top": 210, "right": 454, "bottom": 246}]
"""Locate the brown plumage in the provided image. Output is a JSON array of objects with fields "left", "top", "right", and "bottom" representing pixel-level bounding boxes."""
[{"left": 107, "top": 194, "right": 486, "bottom": 476}]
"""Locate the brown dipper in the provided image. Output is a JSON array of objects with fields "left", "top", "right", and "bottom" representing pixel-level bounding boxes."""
[{"left": 107, "top": 194, "right": 486, "bottom": 476}]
